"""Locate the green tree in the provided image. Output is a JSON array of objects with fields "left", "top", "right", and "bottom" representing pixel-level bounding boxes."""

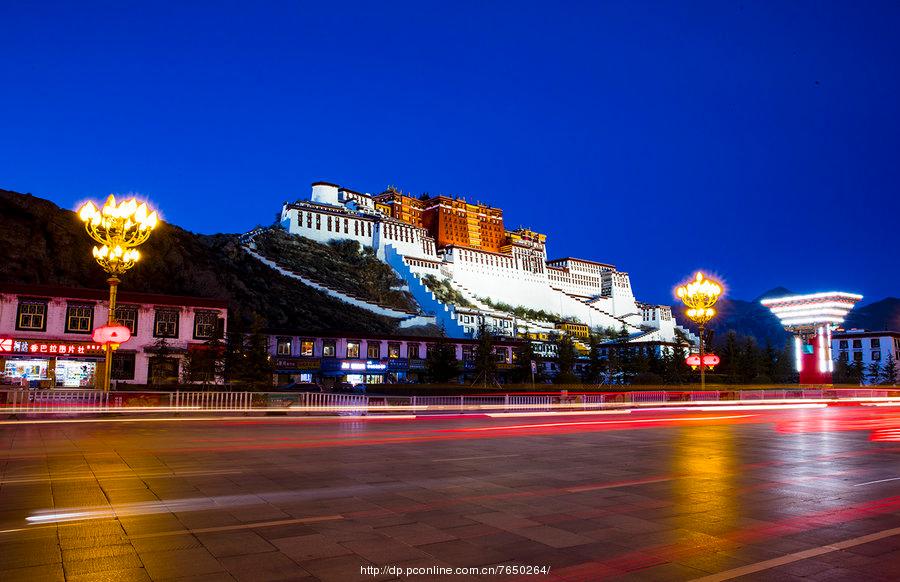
[
  {"left": 472, "top": 319, "right": 499, "bottom": 387},
  {"left": 583, "top": 333, "right": 605, "bottom": 385},
  {"left": 882, "top": 355, "right": 897, "bottom": 385},
  {"left": 425, "top": 327, "right": 460, "bottom": 383},
  {"left": 225, "top": 318, "right": 274, "bottom": 390},
  {"left": 848, "top": 359, "right": 865, "bottom": 385},
  {"left": 553, "top": 333, "right": 579, "bottom": 384},
  {"left": 148, "top": 337, "right": 178, "bottom": 387},
  {"left": 182, "top": 327, "right": 226, "bottom": 386},
  {"left": 867, "top": 362, "right": 883, "bottom": 386},
  {"left": 511, "top": 340, "right": 544, "bottom": 384},
  {"left": 662, "top": 342, "right": 688, "bottom": 385},
  {"left": 833, "top": 351, "right": 851, "bottom": 384},
  {"left": 720, "top": 331, "right": 741, "bottom": 384}
]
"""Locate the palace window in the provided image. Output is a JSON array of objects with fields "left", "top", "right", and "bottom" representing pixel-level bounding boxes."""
[
  {"left": 316, "top": 214, "right": 321, "bottom": 230},
  {"left": 344, "top": 218, "right": 349, "bottom": 234},
  {"left": 307, "top": 213, "right": 312, "bottom": 228},
  {"left": 276, "top": 337, "right": 292, "bottom": 355},
  {"left": 17, "top": 300, "right": 48, "bottom": 331},
  {"left": 388, "top": 342, "right": 401, "bottom": 359},
  {"left": 193, "top": 311, "right": 219, "bottom": 339},
  {"left": 154, "top": 309, "right": 179, "bottom": 338},
  {"left": 323, "top": 340, "right": 336, "bottom": 357},
  {"left": 871, "top": 338, "right": 881, "bottom": 348},
  {"left": 408, "top": 343, "right": 420, "bottom": 359},
  {"left": 347, "top": 340, "right": 360, "bottom": 359},
  {"left": 327, "top": 216, "right": 332, "bottom": 231},
  {"left": 873, "top": 350, "right": 881, "bottom": 361},
  {"left": 300, "top": 339, "right": 314, "bottom": 356},
  {"left": 115, "top": 305, "right": 139, "bottom": 335},
  {"left": 853, "top": 351, "right": 863, "bottom": 362},
  {"left": 65, "top": 304, "right": 94, "bottom": 334},
  {"left": 853, "top": 339, "right": 862, "bottom": 349},
  {"left": 367, "top": 342, "right": 380, "bottom": 359}
]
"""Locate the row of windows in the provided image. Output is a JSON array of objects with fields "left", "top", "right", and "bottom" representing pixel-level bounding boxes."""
[
  {"left": 15, "top": 300, "right": 221, "bottom": 339},
  {"left": 839, "top": 350, "right": 889, "bottom": 362},
  {"left": 301, "top": 210, "right": 374, "bottom": 238},
  {"left": 275, "top": 338, "right": 513, "bottom": 361},
  {"left": 837, "top": 338, "right": 895, "bottom": 349}
]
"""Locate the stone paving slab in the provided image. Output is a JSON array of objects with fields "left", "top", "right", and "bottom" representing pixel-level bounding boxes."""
[{"left": 0, "top": 407, "right": 898, "bottom": 581}]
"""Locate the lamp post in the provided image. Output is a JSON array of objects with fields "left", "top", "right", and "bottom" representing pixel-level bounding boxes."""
[
  {"left": 676, "top": 272, "right": 723, "bottom": 391},
  {"left": 77, "top": 195, "right": 158, "bottom": 392}
]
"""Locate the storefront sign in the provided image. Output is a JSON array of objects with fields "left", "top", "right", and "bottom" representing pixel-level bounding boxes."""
[
  {"left": 408, "top": 358, "right": 426, "bottom": 370},
  {"left": 387, "top": 358, "right": 409, "bottom": 371},
  {"left": 0, "top": 338, "right": 104, "bottom": 356},
  {"left": 273, "top": 357, "right": 320, "bottom": 371},
  {"left": 331, "top": 360, "right": 389, "bottom": 372}
]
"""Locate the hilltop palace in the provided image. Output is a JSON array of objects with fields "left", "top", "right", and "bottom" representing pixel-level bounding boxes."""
[{"left": 268, "top": 182, "right": 693, "bottom": 348}]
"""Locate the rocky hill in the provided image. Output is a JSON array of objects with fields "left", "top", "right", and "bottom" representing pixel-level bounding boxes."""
[{"left": 0, "top": 188, "right": 404, "bottom": 335}]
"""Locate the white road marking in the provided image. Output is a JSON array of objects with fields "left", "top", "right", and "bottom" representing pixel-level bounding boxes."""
[
  {"left": 690, "top": 526, "right": 900, "bottom": 581},
  {"left": 853, "top": 476, "right": 900, "bottom": 487}
]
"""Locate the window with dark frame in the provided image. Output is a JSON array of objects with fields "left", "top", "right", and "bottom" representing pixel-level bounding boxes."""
[
  {"left": 346, "top": 340, "right": 360, "bottom": 359},
  {"left": 193, "top": 311, "right": 218, "bottom": 339},
  {"left": 276, "top": 337, "right": 292, "bottom": 355},
  {"left": 323, "top": 340, "right": 336, "bottom": 357},
  {"left": 115, "top": 305, "right": 139, "bottom": 335},
  {"left": 17, "top": 300, "right": 48, "bottom": 331},
  {"left": 154, "top": 309, "right": 179, "bottom": 338},
  {"left": 111, "top": 352, "right": 136, "bottom": 380},
  {"left": 300, "top": 339, "right": 314, "bottom": 357},
  {"left": 408, "top": 343, "right": 420, "bottom": 359},
  {"left": 65, "top": 304, "right": 94, "bottom": 334},
  {"left": 367, "top": 342, "right": 380, "bottom": 359},
  {"left": 388, "top": 343, "right": 400, "bottom": 359}
]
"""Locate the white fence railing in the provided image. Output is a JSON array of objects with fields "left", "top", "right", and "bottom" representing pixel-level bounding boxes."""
[{"left": 1, "top": 387, "right": 897, "bottom": 415}]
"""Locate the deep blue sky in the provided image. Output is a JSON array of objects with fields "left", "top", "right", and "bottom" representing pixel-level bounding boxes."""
[{"left": 2, "top": 1, "right": 898, "bottom": 305}]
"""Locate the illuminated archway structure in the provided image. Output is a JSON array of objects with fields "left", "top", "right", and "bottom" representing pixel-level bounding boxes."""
[{"left": 760, "top": 292, "right": 862, "bottom": 384}]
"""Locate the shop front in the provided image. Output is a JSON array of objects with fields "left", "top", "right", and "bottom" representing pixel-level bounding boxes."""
[
  {"left": 0, "top": 338, "right": 104, "bottom": 388},
  {"left": 320, "top": 358, "right": 395, "bottom": 386},
  {"left": 273, "top": 356, "right": 321, "bottom": 386}
]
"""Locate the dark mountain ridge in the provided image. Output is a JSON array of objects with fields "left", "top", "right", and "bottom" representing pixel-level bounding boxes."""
[{"left": 0, "top": 188, "right": 401, "bottom": 335}]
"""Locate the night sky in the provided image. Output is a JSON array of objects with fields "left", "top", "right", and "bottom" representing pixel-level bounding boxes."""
[{"left": 2, "top": 2, "right": 898, "bottom": 305}]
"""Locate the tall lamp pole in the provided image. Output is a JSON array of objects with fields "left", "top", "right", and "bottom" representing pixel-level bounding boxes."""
[
  {"left": 77, "top": 195, "right": 158, "bottom": 392},
  {"left": 676, "top": 272, "right": 722, "bottom": 391}
]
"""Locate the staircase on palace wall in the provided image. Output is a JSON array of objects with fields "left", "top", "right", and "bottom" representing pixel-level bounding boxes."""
[
  {"left": 240, "top": 233, "right": 432, "bottom": 328},
  {"left": 382, "top": 245, "right": 469, "bottom": 338},
  {"left": 552, "top": 288, "right": 641, "bottom": 333}
]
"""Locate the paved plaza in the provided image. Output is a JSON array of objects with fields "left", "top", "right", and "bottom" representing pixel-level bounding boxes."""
[{"left": 0, "top": 406, "right": 899, "bottom": 581}]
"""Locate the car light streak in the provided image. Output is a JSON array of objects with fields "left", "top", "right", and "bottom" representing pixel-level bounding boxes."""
[{"left": 460, "top": 414, "right": 753, "bottom": 432}]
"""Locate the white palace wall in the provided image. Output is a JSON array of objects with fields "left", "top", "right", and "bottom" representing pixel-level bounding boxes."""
[{"left": 277, "top": 183, "right": 673, "bottom": 340}]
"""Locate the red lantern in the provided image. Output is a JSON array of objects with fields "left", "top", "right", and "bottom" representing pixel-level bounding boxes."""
[
  {"left": 685, "top": 354, "right": 702, "bottom": 369},
  {"left": 702, "top": 354, "right": 720, "bottom": 368},
  {"left": 92, "top": 325, "right": 132, "bottom": 345},
  {"left": 685, "top": 353, "right": 720, "bottom": 370}
]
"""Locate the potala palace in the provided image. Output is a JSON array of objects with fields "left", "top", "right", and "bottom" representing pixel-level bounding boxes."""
[{"left": 264, "top": 181, "right": 693, "bottom": 347}]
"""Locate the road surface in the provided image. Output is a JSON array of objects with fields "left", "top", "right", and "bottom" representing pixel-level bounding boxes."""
[{"left": 0, "top": 405, "right": 899, "bottom": 581}]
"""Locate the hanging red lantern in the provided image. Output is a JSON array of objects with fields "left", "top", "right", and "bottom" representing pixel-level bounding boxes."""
[
  {"left": 685, "top": 354, "right": 702, "bottom": 370},
  {"left": 702, "top": 354, "right": 720, "bottom": 369},
  {"left": 92, "top": 325, "right": 132, "bottom": 345}
]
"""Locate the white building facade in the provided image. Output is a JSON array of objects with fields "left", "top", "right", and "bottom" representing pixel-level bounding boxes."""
[
  {"left": 832, "top": 329, "right": 900, "bottom": 383},
  {"left": 275, "top": 182, "right": 690, "bottom": 344},
  {"left": 0, "top": 284, "right": 228, "bottom": 388}
]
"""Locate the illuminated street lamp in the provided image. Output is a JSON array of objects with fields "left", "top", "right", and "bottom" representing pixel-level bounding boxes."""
[
  {"left": 676, "top": 272, "right": 723, "bottom": 391},
  {"left": 77, "top": 195, "right": 158, "bottom": 392}
]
